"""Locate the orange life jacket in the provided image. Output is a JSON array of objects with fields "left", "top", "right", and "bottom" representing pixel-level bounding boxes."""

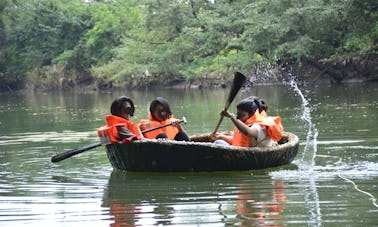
[
  {"left": 139, "top": 114, "right": 179, "bottom": 139},
  {"left": 232, "top": 111, "right": 284, "bottom": 147},
  {"left": 231, "top": 113, "right": 257, "bottom": 147},
  {"left": 97, "top": 115, "right": 141, "bottom": 144},
  {"left": 255, "top": 111, "right": 284, "bottom": 142}
]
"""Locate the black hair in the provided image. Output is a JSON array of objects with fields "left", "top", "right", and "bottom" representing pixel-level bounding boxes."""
[
  {"left": 149, "top": 97, "right": 172, "bottom": 120},
  {"left": 248, "top": 96, "right": 268, "bottom": 113},
  {"left": 236, "top": 97, "right": 258, "bottom": 116},
  {"left": 110, "top": 96, "right": 135, "bottom": 117}
]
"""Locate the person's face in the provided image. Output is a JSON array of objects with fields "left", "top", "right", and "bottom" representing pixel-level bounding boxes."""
[
  {"left": 153, "top": 104, "right": 168, "bottom": 121},
  {"left": 236, "top": 109, "right": 249, "bottom": 122},
  {"left": 121, "top": 102, "right": 133, "bottom": 120}
]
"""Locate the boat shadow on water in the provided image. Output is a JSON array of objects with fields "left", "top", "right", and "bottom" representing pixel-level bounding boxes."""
[{"left": 102, "top": 171, "right": 292, "bottom": 226}]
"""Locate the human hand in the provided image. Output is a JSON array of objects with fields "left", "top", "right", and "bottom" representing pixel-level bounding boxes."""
[
  {"left": 210, "top": 132, "right": 220, "bottom": 141},
  {"left": 220, "top": 110, "right": 234, "bottom": 119},
  {"left": 171, "top": 119, "right": 182, "bottom": 128}
]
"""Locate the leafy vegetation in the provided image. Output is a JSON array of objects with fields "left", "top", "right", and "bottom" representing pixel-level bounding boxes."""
[{"left": 0, "top": 0, "right": 376, "bottom": 91}]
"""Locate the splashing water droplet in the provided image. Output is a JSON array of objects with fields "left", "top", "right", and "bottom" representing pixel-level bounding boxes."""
[{"left": 287, "top": 79, "right": 318, "bottom": 171}]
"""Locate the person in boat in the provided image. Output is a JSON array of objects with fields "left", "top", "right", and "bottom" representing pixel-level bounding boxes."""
[
  {"left": 210, "top": 97, "right": 283, "bottom": 147},
  {"left": 97, "top": 96, "right": 142, "bottom": 144},
  {"left": 139, "top": 97, "right": 190, "bottom": 141}
]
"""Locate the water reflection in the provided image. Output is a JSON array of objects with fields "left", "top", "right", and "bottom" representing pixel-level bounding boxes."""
[
  {"left": 234, "top": 178, "right": 286, "bottom": 226},
  {"left": 102, "top": 171, "right": 288, "bottom": 226}
]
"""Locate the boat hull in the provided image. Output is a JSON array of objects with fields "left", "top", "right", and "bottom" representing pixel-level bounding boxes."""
[{"left": 105, "top": 132, "right": 299, "bottom": 172}]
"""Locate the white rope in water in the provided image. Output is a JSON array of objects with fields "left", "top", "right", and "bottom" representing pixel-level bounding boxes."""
[
  {"left": 317, "top": 154, "right": 378, "bottom": 209},
  {"left": 338, "top": 172, "right": 378, "bottom": 209}
]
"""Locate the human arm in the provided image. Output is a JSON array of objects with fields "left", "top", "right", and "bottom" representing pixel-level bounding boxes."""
[
  {"left": 117, "top": 123, "right": 144, "bottom": 140},
  {"left": 116, "top": 125, "right": 136, "bottom": 140},
  {"left": 209, "top": 132, "right": 233, "bottom": 144},
  {"left": 221, "top": 110, "right": 259, "bottom": 138}
]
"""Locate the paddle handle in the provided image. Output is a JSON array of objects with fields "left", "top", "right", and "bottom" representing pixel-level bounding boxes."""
[
  {"left": 213, "top": 115, "right": 225, "bottom": 134},
  {"left": 142, "top": 117, "right": 186, "bottom": 134},
  {"left": 51, "top": 142, "right": 101, "bottom": 163}
]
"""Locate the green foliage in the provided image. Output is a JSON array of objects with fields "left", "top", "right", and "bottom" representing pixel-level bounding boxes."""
[
  {"left": 1, "top": 0, "right": 93, "bottom": 84},
  {"left": 0, "top": 0, "right": 376, "bottom": 90}
]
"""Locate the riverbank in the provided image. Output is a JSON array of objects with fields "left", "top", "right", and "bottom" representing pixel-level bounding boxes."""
[{"left": 2, "top": 60, "right": 377, "bottom": 94}]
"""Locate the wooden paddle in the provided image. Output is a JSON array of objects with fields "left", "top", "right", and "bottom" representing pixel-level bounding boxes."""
[
  {"left": 212, "top": 72, "right": 247, "bottom": 134},
  {"left": 51, "top": 117, "right": 187, "bottom": 163}
]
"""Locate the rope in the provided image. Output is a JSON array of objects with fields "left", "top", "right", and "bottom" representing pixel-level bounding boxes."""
[
  {"left": 338, "top": 171, "right": 378, "bottom": 209},
  {"left": 315, "top": 155, "right": 377, "bottom": 209}
]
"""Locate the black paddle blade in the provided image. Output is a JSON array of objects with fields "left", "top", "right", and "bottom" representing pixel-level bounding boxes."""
[
  {"left": 213, "top": 72, "right": 247, "bottom": 134},
  {"left": 225, "top": 71, "right": 247, "bottom": 108},
  {"left": 51, "top": 142, "right": 101, "bottom": 163}
]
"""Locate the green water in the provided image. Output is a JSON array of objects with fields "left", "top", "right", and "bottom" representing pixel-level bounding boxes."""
[{"left": 0, "top": 83, "right": 377, "bottom": 226}]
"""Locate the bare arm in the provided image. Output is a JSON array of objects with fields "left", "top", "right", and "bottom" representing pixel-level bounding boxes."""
[
  {"left": 222, "top": 110, "right": 258, "bottom": 138},
  {"left": 209, "top": 133, "right": 233, "bottom": 144}
]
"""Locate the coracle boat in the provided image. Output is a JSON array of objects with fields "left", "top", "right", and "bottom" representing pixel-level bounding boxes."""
[{"left": 105, "top": 132, "right": 299, "bottom": 172}]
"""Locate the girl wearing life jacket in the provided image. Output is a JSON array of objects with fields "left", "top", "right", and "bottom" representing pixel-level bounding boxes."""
[
  {"left": 139, "top": 97, "right": 190, "bottom": 141},
  {"left": 97, "top": 96, "right": 142, "bottom": 144},
  {"left": 210, "top": 97, "right": 283, "bottom": 147}
]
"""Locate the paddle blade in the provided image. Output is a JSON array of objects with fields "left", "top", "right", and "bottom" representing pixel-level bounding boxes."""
[
  {"left": 225, "top": 72, "right": 247, "bottom": 108},
  {"left": 213, "top": 72, "right": 247, "bottom": 134},
  {"left": 51, "top": 142, "right": 101, "bottom": 163}
]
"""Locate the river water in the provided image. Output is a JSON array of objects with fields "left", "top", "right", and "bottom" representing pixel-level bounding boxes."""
[{"left": 0, "top": 82, "right": 377, "bottom": 226}]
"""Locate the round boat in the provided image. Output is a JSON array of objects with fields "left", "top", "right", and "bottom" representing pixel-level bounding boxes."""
[{"left": 105, "top": 132, "right": 299, "bottom": 172}]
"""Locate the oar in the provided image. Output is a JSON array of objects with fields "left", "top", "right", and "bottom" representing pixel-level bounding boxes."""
[
  {"left": 142, "top": 117, "right": 187, "bottom": 133},
  {"left": 51, "top": 117, "right": 187, "bottom": 163},
  {"left": 213, "top": 72, "right": 247, "bottom": 134},
  {"left": 51, "top": 142, "right": 102, "bottom": 163}
]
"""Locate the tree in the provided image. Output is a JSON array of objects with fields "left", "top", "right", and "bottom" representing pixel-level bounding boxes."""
[
  {"left": 1, "top": 0, "right": 376, "bottom": 91},
  {"left": 1, "top": 0, "right": 93, "bottom": 87}
]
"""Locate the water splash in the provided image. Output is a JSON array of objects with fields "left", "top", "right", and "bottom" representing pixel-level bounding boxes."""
[
  {"left": 270, "top": 72, "right": 378, "bottom": 222},
  {"left": 287, "top": 80, "right": 318, "bottom": 170},
  {"left": 286, "top": 79, "right": 322, "bottom": 225},
  {"left": 243, "top": 63, "right": 281, "bottom": 90}
]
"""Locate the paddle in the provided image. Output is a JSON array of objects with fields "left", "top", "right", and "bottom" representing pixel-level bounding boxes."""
[
  {"left": 51, "top": 142, "right": 102, "bottom": 163},
  {"left": 51, "top": 117, "right": 187, "bottom": 163},
  {"left": 212, "top": 71, "right": 247, "bottom": 134},
  {"left": 142, "top": 117, "right": 187, "bottom": 133}
]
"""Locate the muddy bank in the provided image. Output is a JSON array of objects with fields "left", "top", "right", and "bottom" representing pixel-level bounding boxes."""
[
  {"left": 71, "top": 61, "right": 378, "bottom": 92},
  {"left": 5, "top": 59, "right": 378, "bottom": 94}
]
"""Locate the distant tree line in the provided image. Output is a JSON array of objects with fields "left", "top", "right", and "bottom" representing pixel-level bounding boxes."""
[{"left": 0, "top": 0, "right": 376, "bottom": 91}]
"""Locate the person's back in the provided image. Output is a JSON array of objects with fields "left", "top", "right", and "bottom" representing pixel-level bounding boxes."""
[{"left": 247, "top": 110, "right": 279, "bottom": 147}]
